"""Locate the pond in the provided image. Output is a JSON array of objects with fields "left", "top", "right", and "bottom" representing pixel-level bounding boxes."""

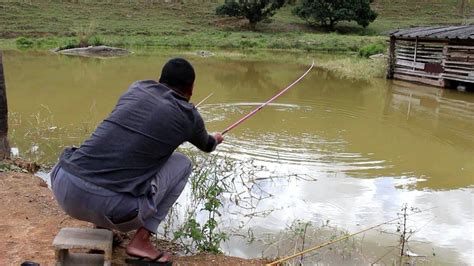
[{"left": 3, "top": 50, "right": 474, "bottom": 265}]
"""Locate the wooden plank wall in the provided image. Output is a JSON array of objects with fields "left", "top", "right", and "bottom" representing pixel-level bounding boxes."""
[
  {"left": 443, "top": 45, "right": 474, "bottom": 83},
  {"left": 393, "top": 39, "right": 445, "bottom": 87}
]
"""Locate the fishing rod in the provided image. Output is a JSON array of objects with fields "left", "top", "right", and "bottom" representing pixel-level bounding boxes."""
[
  {"left": 222, "top": 60, "right": 315, "bottom": 135},
  {"left": 266, "top": 216, "right": 400, "bottom": 266},
  {"left": 195, "top": 92, "right": 214, "bottom": 107}
]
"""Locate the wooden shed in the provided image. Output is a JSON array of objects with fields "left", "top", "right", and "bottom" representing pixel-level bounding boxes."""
[{"left": 387, "top": 26, "right": 474, "bottom": 89}]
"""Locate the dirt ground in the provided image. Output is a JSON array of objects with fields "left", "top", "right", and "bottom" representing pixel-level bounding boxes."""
[{"left": 0, "top": 171, "right": 268, "bottom": 266}]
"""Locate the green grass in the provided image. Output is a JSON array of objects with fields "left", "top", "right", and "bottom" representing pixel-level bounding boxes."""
[
  {"left": 0, "top": 0, "right": 468, "bottom": 80},
  {"left": 0, "top": 0, "right": 470, "bottom": 52},
  {"left": 369, "top": 0, "right": 473, "bottom": 33},
  {"left": 273, "top": 0, "right": 472, "bottom": 34}
]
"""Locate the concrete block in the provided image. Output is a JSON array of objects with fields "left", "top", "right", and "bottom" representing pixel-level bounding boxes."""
[{"left": 53, "top": 228, "right": 113, "bottom": 266}]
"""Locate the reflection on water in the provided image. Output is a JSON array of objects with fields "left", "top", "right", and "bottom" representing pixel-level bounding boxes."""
[{"left": 3, "top": 50, "right": 474, "bottom": 264}]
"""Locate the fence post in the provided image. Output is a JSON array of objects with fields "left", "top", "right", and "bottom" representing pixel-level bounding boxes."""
[
  {"left": 386, "top": 36, "right": 396, "bottom": 79},
  {"left": 0, "top": 51, "right": 10, "bottom": 159}
]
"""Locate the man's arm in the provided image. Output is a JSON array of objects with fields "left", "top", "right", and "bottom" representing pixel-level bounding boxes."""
[{"left": 188, "top": 113, "right": 223, "bottom": 152}]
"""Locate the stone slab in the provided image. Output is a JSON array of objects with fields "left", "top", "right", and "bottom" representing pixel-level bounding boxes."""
[{"left": 53, "top": 227, "right": 113, "bottom": 252}]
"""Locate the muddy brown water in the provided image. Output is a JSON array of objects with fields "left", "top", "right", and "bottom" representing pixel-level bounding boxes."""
[{"left": 3, "top": 50, "right": 473, "bottom": 264}]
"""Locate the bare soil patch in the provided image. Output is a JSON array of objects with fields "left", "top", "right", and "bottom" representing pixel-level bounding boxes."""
[{"left": 0, "top": 171, "right": 267, "bottom": 265}]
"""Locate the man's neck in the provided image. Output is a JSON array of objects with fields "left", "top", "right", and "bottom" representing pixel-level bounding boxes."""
[{"left": 160, "top": 82, "right": 190, "bottom": 101}]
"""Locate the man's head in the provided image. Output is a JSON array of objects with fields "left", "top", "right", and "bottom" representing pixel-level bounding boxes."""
[{"left": 159, "top": 58, "right": 195, "bottom": 99}]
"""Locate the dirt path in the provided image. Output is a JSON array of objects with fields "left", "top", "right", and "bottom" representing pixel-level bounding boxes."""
[{"left": 0, "top": 171, "right": 266, "bottom": 265}]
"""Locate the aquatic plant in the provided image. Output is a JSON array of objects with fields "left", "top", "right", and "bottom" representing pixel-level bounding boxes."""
[
  {"left": 370, "top": 204, "right": 432, "bottom": 265},
  {"left": 163, "top": 151, "right": 286, "bottom": 254},
  {"left": 262, "top": 219, "right": 358, "bottom": 265}
]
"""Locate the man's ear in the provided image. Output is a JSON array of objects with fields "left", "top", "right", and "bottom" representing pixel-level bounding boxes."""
[
  {"left": 188, "top": 84, "right": 194, "bottom": 97},
  {"left": 184, "top": 83, "right": 193, "bottom": 100}
]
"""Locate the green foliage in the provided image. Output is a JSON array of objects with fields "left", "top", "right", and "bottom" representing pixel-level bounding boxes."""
[
  {"left": 293, "top": 0, "right": 378, "bottom": 30},
  {"left": 59, "top": 39, "right": 79, "bottom": 50},
  {"left": 88, "top": 35, "right": 104, "bottom": 46},
  {"left": 57, "top": 35, "right": 104, "bottom": 51},
  {"left": 358, "top": 43, "right": 385, "bottom": 58},
  {"left": 216, "top": 0, "right": 241, "bottom": 17},
  {"left": 15, "top": 37, "right": 34, "bottom": 48},
  {"left": 0, "top": 161, "right": 26, "bottom": 173},
  {"left": 173, "top": 154, "right": 230, "bottom": 254},
  {"left": 172, "top": 175, "right": 228, "bottom": 253},
  {"left": 216, "top": 0, "right": 286, "bottom": 30}
]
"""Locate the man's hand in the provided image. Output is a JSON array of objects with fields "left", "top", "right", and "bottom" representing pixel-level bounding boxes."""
[{"left": 213, "top": 132, "right": 224, "bottom": 145}]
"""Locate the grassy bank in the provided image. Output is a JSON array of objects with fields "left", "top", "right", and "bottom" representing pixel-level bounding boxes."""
[{"left": 6, "top": 33, "right": 386, "bottom": 53}]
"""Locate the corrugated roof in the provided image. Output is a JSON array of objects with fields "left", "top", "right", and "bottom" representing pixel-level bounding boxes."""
[{"left": 389, "top": 25, "right": 474, "bottom": 40}]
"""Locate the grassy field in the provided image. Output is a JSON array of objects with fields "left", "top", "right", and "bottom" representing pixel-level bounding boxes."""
[
  {"left": 0, "top": 0, "right": 471, "bottom": 51},
  {"left": 0, "top": 0, "right": 470, "bottom": 79}
]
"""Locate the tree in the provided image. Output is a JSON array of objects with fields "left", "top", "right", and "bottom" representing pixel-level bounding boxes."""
[
  {"left": 293, "top": 0, "right": 378, "bottom": 31},
  {"left": 0, "top": 51, "right": 10, "bottom": 159},
  {"left": 216, "top": 0, "right": 286, "bottom": 30}
]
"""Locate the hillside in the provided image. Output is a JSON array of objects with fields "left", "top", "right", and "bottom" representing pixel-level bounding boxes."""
[
  {"left": 0, "top": 0, "right": 471, "bottom": 77},
  {"left": 0, "top": 0, "right": 471, "bottom": 52},
  {"left": 0, "top": 0, "right": 471, "bottom": 38}
]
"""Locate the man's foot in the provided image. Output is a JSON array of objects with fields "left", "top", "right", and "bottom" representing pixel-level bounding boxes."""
[{"left": 126, "top": 227, "right": 172, "bottom": 263}]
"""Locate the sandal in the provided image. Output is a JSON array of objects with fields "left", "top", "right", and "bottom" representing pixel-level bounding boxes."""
[{"left": 125, "top": 251, "right": 172, "bottom": 266}]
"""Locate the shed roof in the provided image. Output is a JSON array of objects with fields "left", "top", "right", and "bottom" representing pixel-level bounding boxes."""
[{"left": 389, "top": 25, "right": 474, "bottom": 40}]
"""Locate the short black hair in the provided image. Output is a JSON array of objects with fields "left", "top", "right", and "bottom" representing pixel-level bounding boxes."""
[{"left": 159, "top": 58, "right": 195, "bottom": 94}]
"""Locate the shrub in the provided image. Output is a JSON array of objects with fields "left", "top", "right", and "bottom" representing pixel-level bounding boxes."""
[
  {"left": 293, "top": 0, "right": 378, "bottom": 31},
  {"left": 358, "top": 43, "right": 385, "bottom": 58},
  {"left": 239, "top": 39, "right": 258, "bottom": 48},
  {"left": 59, "top": 39, "right": 79, "bottom": 50},
  {"left": 88, "top": 35, "right": 104, "bottom": 46},
  {"left": 216, "top": 0, "right": 286, "bottom": 30},
  {"left": 216, "top": 0, "right": 241, "bottom": 17},
  {"left": 16, "top": 37, "right": 34, "bottom": 48}
]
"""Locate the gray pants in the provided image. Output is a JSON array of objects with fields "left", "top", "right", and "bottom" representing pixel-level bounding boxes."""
[{"left": 52, "top": 152, "right": 192, "bottom": 233}]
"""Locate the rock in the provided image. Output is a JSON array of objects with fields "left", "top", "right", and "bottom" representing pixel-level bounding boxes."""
[
  {"left": 56, "top": 46, "right": 131, "bottom": 58},
  {"left": 457, "top": 84, "right": 467, "bottom": 92},
  {"left": 196, "top": 50, "right": 214, "bottom": 57},
  {"left": 369, "top": 53, "right": 386, "bottom": 60}
]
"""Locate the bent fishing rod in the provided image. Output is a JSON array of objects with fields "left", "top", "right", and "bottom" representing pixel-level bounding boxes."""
[{"left": 222, "top": 60, "right": 315, "bottom": 135}]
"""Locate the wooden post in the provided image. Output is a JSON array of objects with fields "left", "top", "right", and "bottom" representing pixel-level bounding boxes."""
[
  {"left": 440, "top": 44, "right": 448, "bottom": 88},
  {"left": 386, "top": 36, "right": 396, "bottom": 79},
  {"left": 0, "top": 51, "right": 10, "bottom": 159},
  {"left": 412, "top": 37, "right": 418, "bottom": 71}
]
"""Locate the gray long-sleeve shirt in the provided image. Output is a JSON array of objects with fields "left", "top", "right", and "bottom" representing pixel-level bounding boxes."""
[{"left": 59, "top": 80, "right": 216, "bottom": 196}]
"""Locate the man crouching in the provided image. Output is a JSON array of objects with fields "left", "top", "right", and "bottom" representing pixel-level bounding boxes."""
[{"left": 51, "top": 58, "right": 223, "bottom": 264}]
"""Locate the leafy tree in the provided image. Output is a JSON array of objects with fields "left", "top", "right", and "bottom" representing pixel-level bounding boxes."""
[
  {"left": 293, "top": 0, "right": 377, "bottom": 31},
  {"left": 0, "top": 51, "right": 10, "bottom": 159},
  {"left": 216, "top": 0, "right": 286, "bottom": 30}
]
